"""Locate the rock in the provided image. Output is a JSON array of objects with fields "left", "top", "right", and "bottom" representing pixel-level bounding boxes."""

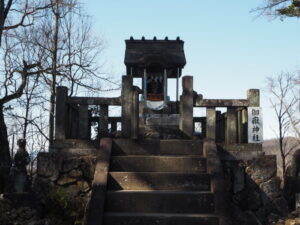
[
  {"left": 233, "top": 188, "right": 261, "bottom": 210},
  {"left": 260, "top": 177, "right": 281, "bottom": 205},
  {"left": 36, "top": 153, "right": 61, "bottom": 181},
  {"left": 77, "top": 180, "right": 90, "bottom": 192},
  {"left": 273, "top": 197, "right": 289, "bottom": 217},
  {"left": 33, "top": 177, "right": 54, "bottom": 202},
  {"left": 289, "top": 209, "right": 300, "bottom": 219},
  {"left": 245, "top": 210, "right": 262, "bottom": 225},
  {"left": 268, "top": 213, "right": 282, "bottom": 224},
  {"left": 233, "top": 165, "right": 245, "bottom": 193},
  {"left": 80, "top": 157, "right": 96, "bottom": 181},
  {"left": 61, "top": 157, "right": 81, "bottom": 173},
  {"left": 284, "top": 218, "right": 300, "bottom": 225},
  {"left": 255, "top": 206, "right": 271, "bottom": 225},
  {"left": 56, "top": 174, "right": 77, "bottom": 186},
  {"left": 69, "top": 169, "right": 83, "bottom": 178},
  {"left": 246, "top": 155, "right": 276, "bottom": 185}
]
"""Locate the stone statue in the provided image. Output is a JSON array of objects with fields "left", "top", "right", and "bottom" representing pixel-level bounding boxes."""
[{"left": 10, "top": 139, "right": 30, "bottom": 193}]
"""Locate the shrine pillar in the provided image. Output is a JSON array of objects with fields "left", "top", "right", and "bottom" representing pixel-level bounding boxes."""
[{"left": 179, "top": 76, "right": 194, "bottom": 139}]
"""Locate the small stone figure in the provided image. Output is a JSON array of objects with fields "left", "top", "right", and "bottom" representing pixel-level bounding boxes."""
[{"left": 11, "top": 139, "right": 30, "bottom": 193}]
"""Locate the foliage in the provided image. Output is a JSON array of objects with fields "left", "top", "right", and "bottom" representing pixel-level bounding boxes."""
[{"left": 45, "top": 187, "right": 86, "bottom": 225}]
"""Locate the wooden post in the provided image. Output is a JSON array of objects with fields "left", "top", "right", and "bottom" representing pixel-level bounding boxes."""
[
  {"left": 55, "top": 86, "right": 68, "bottom": 140},
  {"left": 99, "top": 105, "right": 109, "bottom": 137},
  {"left": 131, "top": 90, "right": 139, "bottom": 139},
  {"left": 206, "top": 107, "right": 216, "bottom": 140},
  {"left": 78, "top": 105, "right": 89, "bottom": 139},
  {"left": 121, "top": 75, "right": 133, "bottom": 138},
  {"left": 226, "top": 107, "right": 237, "bottom": 144},
  {"left": 179, "top": 76, "right": 194, "bottom": 139}
]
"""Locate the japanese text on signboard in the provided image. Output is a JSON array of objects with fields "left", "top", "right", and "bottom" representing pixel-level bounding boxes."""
[{"left": 248, "top": 107, "right": 263, "bottom": 143}]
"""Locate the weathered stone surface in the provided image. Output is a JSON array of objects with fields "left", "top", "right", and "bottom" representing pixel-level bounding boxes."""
[
  {"left": 245, "top": 155, "right": 276, "bottom": 185},
  {"left": 247, "top": 189, "right": 262, "bottom": 210},
  {"left": 233, "top": 165, "right": 245, "bottom": 194},
  {"left": 77, "top": 180, "right": 90, "bottom": 192},
  {"left": 273, "top": 197, "right": 289, "bottom": 217},
  {"left": 69, "top": 169, "right": 83, "bottom": 178},
  {"left": 61, "top": 158, "right": 81, "bottom": 173},
  {"left": 245, "top": 210, "right": 262, "bottom": 225},
  {"left": 56, "top": 174, "right": 77, "bottom": 186},
  {"left": 36, "top": 153, "right": 61, "bottom": 181},
  {"left": 80, "top": 157, "right": 96, "bottom": 180},
  {"left": 260, "top": 177, "right": 281, "bottom": 204},
  {"left": 33, "top": 177, "right": 55, "bottom": 203}
]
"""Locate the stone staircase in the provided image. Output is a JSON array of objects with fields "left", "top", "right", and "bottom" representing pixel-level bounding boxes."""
[{"left": 102, "top": 139, "right": 219, "bottom": 225}]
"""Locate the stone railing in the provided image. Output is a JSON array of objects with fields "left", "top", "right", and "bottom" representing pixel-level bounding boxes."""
[
  {"left": 55, "top": 76, "right": 142, "bottom": 141},
  {"left": 55, "top": 86, "right": 122, "bottom": 140},
  {"left": 179, "top": 76, "right": 260, "bottom": 144}
]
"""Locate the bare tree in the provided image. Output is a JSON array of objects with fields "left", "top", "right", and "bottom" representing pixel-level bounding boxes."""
[
  {"left": 25, "top": 0, "right": 116, "bottom": 145},
  {"left": 254, "top": 0, "right": 300, "bottom": 18},
  {"left": 267, "top": 73, "right": 300, "bottom": 182},
  {"left": 0, "top": 1, "right": 50, "bottom": 192}
]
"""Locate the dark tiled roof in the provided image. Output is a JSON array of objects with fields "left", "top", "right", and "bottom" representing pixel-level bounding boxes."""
[{"left": 124, "top": 37, "right": 186, "bottom": 69}]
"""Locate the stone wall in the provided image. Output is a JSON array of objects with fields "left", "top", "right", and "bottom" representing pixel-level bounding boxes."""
[
  {"left": 31, "top": 152, "right": 97, "bottom": 225},
  {"left": 222, "top": 154, "right": 289, "bottom": 225},
  {"left": 35, "top": 152, "right": 97, "bottom": 198}
]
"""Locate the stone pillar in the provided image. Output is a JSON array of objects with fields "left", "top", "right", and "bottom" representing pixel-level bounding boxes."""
[
  {"left": 99, "top": 105, "right": 109, "bottom": 137},
  {"left": 55, "top": 86, "right": 68, "bottom": 140},
  {"left": 226, "top": 107, "right": 237, "bottom": 144},
  {"left": 121, "top": 76, "right": 133, "bottom": 138},
  {"left": 247, "top": 89, "right": 260, "bottom": 107},
  {"left": 237, "top": 108, "right": 243, "bottom": 143},
  {"left": 78, "top": 105, "right": 89, "bottom": 139},
  {"left": 247, "top": 89, "right": 260, "bottom": 143},
  {"left": 179, "top": 76, "right": 194, "bottom": 139},
  {"left": 237, "top": 108, "right": 248, "bottom": 143},
  {"left": 206, "top": 107, "right": 216, "bottom": 140},
  {"left": 216, "top": 111, "right": 221, "bottom": 142},
  {"left": 131, "top": 90, "right": 139, "bottom": 139}
]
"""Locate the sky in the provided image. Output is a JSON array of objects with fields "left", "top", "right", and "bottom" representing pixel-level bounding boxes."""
[{"left": 83, "top": 0, "right": 300, "bottom": 140}]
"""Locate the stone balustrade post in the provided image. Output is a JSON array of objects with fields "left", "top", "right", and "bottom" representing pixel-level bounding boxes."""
[
  {"left": 206, "top": 107, "right": 216, "bottom": 140},
  {"left": 55, "top": 86, "right": 68, "bottom": 140},
  {"left": 179, "top": 76, "right": 194, "bottom": 139},
  {"left": 226, "top": 107, "right": 237, "bottom": 144},
  {"left": 131, "top": 89, "right": 139, "bottom": 139},
  {"left": 99, "top": 104, "right": 109, "bottom": 137},
  {"left": 121, "top": 75, "right": 133, "bottom": 138},
  {"left": 247, "top": 89, "right": 260, "bottom": 107}
]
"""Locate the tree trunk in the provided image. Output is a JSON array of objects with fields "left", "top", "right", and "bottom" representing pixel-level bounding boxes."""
[
  {"left": 0, "top": 104, "right": 11, "bottom": 193},
  {"left": 48, "top": 3, "right": 59, "bottom": 146}
]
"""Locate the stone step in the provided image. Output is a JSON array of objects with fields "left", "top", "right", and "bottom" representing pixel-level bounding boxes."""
[
  {"left": 105, "top": 190, "right": 215, "bottom": 214},
  {"left": 107, "top": 172, "right": 211, "bottom": 191},
  {"left": 110, "top": 156, "right": 206, "bottom": 173},
  {"left": 103, "top": 213, "right": 219, "bottom": 225},
  {"left": 112, "top": 139, "right": 203, "bottom": 155}
]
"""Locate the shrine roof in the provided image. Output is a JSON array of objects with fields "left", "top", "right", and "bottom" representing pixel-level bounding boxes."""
[{"left": 124, "top": 37, "right": 186, "bottom": 70}]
